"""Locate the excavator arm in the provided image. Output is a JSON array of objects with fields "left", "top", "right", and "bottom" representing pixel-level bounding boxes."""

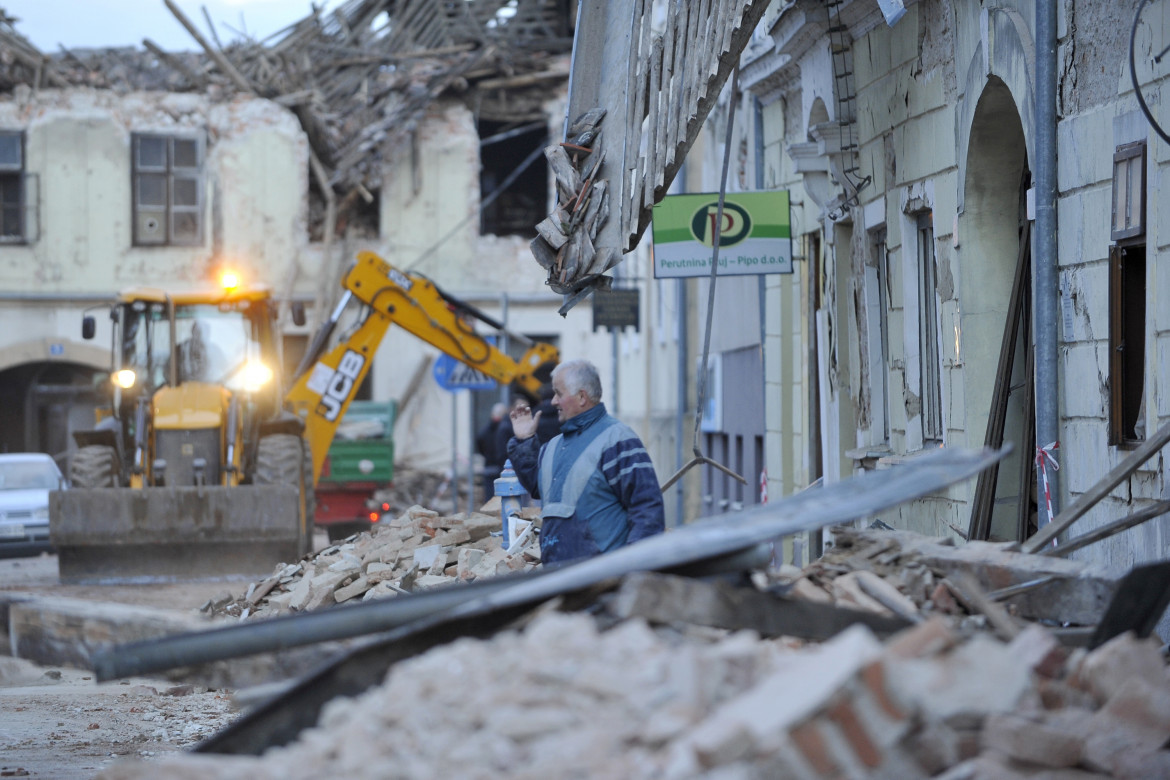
[{"left": 286, "top": 251, "right": 559, "bottom": 483}]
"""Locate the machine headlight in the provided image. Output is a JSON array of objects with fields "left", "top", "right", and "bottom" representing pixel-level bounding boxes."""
[
  {"left": 114, "top": 369, "right": 137, "bottom": 389},
  {"left": 242, "top": 362, "right": 273, "bottom": 392},
  {"left": 33, "top": 506, "right": 49, "bottom": 520}
]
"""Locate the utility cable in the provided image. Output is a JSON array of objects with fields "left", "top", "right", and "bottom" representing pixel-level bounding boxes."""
[
  {"left": 406, "top": 140, "right": 547, "bottom": 272},
  {"left": 661, "top": 67, "right": 747, "bottom": 493}
]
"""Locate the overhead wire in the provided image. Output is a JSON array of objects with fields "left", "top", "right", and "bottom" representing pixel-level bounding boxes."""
[{"left": 660, "top": 66, "right": 747, "bottom": 493}]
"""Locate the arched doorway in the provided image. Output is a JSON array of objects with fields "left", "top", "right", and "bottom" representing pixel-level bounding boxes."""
[
  {"left": 961, "top": 77, "right": 1033, "bottom": 541},
  {"left": 0, "top": 362, "right": 106, "bottom": 464}
]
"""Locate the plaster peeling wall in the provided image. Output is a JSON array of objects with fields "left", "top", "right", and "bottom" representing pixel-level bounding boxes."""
[{"left": 0, "top": 88, "right": 308, "bottom": 294}]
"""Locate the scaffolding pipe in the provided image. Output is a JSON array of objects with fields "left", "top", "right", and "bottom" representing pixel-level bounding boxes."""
[{"left": 1034, "top": 0, "right": 1061, "bottom": 526}]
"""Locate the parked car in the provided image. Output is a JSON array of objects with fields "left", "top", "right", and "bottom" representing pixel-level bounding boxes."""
[{"left": 0, "top": 453, "right": 66, "bottom": 557}]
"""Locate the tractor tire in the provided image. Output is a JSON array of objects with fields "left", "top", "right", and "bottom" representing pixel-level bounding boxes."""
[
  {"left": 255, "top": 434, "right": 313, "bottom": 557},
  {"left": 69, "top": 445, "right": 120, "bottom": 488}
]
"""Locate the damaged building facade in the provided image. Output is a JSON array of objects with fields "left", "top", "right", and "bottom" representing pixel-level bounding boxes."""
[
  {"left": 704, "top": 0, "right": 1170, "bottom": 568},
  {"left": 0, "top": 2, "right": 637, "bottom": 492}
]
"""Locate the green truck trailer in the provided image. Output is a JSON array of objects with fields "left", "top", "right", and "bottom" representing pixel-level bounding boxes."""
[{"left": 315, "top": 400, "right": 397, "bottom": 542}]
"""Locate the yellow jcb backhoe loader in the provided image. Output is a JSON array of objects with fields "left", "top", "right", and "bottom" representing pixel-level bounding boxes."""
[
  {"left": 50, "top": 252, "right": 557, "bottom": 584},
  {"left": 50, "top": 277, "right": 316, "bottom": 583}
]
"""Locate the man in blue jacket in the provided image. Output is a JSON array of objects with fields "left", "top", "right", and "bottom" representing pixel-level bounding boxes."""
[{"left": 506, "top": 359, "right": 665, "bottom": 564}]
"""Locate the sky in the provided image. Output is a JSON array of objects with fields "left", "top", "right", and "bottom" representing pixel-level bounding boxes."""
[{"left": 4, "top": 0, "right": 345, "bottom": 53}]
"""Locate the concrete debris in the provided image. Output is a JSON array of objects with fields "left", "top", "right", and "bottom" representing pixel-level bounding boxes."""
[
  {"left": 98, "top": 607, "right": 1170, "bottom": 779},
  {"left": 82, "top": 525, "right": 1170, "bottom": 778},
  {"left": 210, "top": 504, "right": 540, "bottom": 620},
  {"left": 371, "top": 466, "right": 473, "bottom": 518}
]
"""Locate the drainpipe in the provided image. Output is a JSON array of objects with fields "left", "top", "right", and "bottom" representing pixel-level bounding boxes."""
[
  {"left": 1035, "top": 0, "right": 1060, "bottom": 526},
  {"left": 675, "top": 161, "right": 689, "bottom": 528},
  {"left": 754, "top": 96, "right": 767, "bottom": 506},
  {"left": 676, "top": 278, "right": 688, "bottom": 528}
]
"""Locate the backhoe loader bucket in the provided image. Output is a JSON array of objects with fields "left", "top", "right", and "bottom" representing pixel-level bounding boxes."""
[{"left": 50, "top": 486, "right": 305, "bottom": 584}]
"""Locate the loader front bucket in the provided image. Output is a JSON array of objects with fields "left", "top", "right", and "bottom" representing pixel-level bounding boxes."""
[{"left": 49, "top": 486, "right": 305, "bottom": 584}]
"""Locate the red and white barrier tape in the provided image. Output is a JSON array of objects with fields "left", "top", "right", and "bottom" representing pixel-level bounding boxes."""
[{"left": 1035, "top": 441, "right": 1060, "bottom": 532}]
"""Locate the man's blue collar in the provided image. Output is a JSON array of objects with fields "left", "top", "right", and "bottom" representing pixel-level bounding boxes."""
[{"left": 561, "top": 402, "right": 607, "bottom": 434}]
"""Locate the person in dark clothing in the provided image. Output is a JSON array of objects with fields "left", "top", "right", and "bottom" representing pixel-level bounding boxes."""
[
  {"left": 506, "top": 359, "right": 665, "bottom": 565},
  {"left": 534, "top": 385, "right": 561, "bottom": 445},
  {"left": 475, "top": 402, "right": 508, "bottom": 504}
]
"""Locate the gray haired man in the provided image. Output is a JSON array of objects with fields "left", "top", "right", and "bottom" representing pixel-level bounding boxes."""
[{"left": 507, "top": 359, "right": 665, "bottom": 564}]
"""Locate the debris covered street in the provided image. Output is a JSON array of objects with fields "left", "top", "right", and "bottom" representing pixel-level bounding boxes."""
[
  {"left": 0, "top": 553, "right": 245, "bottom": 779},
  {"left": 8, "top": 487, "right": 1170, "bottom": 779}
]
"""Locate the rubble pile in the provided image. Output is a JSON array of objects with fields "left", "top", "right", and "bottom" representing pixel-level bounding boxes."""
[
  {"left": 212, "top": 505, "right": 540, "bottom": 620},
  {"left": 771, "top": 529, "right": 946, "bottom": 625},
  {"left": 102, "top": 608, "right": 1170, "bottom": 779},
  {"left": 371, "top": 466, "right": 471, "bottom": 518}
]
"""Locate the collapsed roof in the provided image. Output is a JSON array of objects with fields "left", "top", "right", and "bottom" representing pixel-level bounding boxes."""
[{"left": 0, "top": 0, "right": 575, "bottom": 202}]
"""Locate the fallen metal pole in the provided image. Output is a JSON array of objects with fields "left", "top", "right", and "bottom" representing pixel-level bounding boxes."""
[
  {"left": 92, "top": 574, "right": 533, "bottom": 682},
  {"left": 94, "top": 542, "right": 774, "bottom": 683}
]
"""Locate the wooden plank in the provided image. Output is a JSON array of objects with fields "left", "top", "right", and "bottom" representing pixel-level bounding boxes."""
[
  {"left": 621, "top": 0, "right": 646, "bottom": 207},
  {"left": 642, "top": 36, "right": 664, "bottom": 210},
  {"left": 1022, "top": 420, "right": 1170, "bottom": 552},
  {"left": 653, "top": 1, "right": 679, "bottom": 191},
  {"left": 677, "top": 0, "right": 705, "bottom": 142},
  {"left": 722, "top": 0, "right": 743, "bottom": 59},
  {"left": 943, "top": 572, "right": 1020, "bottom": 642},
  {"left": 968, "top": 224, "right": 1030, "bottom": 540},
  {"left": 610, "top": 572, "right": 911, "bottom": 640},
  {"left": 663, "top": 0, "right": 690, "bottom": 172},
  {"left": 1041, "top": 500, "right": 1170, "bottom": 558},
  {"left": 1015, "top": 315, "right": 1036, "bottom": 542}
]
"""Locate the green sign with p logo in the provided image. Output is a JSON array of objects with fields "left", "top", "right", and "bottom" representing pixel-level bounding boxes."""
[{"left": 652, "top": 191, "right": 792, "bottom": 277}]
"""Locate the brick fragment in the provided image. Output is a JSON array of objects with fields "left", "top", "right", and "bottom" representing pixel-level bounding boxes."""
[
  {"left": 901, "top": 722, "right": 960, "bottom": 775},
  {"left": 831, "top": 571, "right": 893, "bottom": 616},
  {"left": 1008, "top": 624, "right": 1068, "bottom": 678},
  {"left": 458, "top": 512, "right": 500, "bottom": 542},
  {"left": 456, "top": 547, "right": 484, "bottom": 580},
  {"left": 885, "top": 618, "right": 957, "bottom": 659},
  {"left": 1082, "top": 676, "right": 1170, "bottom": 774},
  {"left": 1072, "top": 631, "right": 1166, "bottom": 705},
  {"left": 790, "top": 577, "right": 833, "bottom": 604},
  {"left": 884, "top": 635, "right": 1030, "bottom": 724},
  {"left": 365, "top": 562, "right": 396, "bottom": 583},
  {"left": 789, "top": 721, "right": 839, "bottom": 777},
  {"left": 334, "top": 576, "right": 371, "bottom": 603},
  {"left": 431, "top": 527, "right": 471, "bottom": 547},
  {"left": 981, "top": 712, "right": 1082, "bottom": 768}
]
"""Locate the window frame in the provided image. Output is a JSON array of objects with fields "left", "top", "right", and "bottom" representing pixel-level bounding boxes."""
[
  {"left": 0, "top": 130, "right": 27, "bottom": 244},
  {"left": 131, "top": 133, "right": 205, "bottom": 247},
  {"left": 1111, "top": 141, "right": 1146, "bottom": 242},
  {"left": 871, "top": 228, "right": 891, "bottom": 443},
  {"left": 917, "top": 211, "right": 943, "bottom": 442},
  {"left": 1108, "top": 241, "right": 1146, "bottom": 446}
]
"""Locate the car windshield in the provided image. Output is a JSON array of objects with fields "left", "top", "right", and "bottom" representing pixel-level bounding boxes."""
[{"left": 0, "top": 461, "right": 60, "bottom": 490}]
